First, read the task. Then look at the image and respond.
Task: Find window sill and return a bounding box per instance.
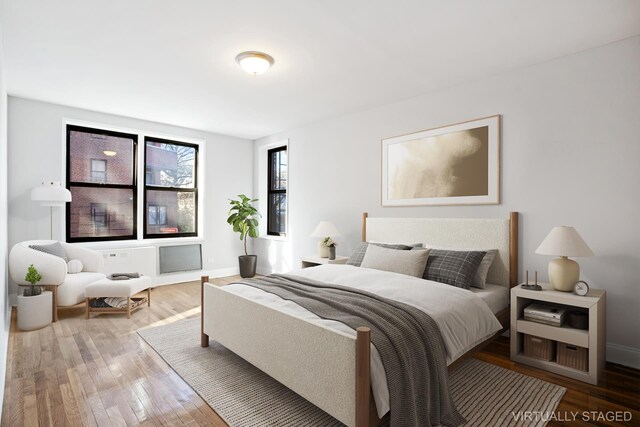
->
[72,236,204,250]
[258,235,289,242]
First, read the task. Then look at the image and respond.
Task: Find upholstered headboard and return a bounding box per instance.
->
[362,212,519,288]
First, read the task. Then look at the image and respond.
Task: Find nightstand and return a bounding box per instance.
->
[510,282,605,385]
[301,255,349,268]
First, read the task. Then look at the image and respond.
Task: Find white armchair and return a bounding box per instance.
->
[9,240,106,321]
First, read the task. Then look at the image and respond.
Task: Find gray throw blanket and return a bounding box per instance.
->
[239,274,465,427]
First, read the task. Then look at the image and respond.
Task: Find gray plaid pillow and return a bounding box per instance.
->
[347,242,422,267]
[423,249,486,289]
[29,242,69,262]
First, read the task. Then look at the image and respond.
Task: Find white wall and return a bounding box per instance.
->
[0,18,10,416]
[254,37,640,367]
[7,97,254,296]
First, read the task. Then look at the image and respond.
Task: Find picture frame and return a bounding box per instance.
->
[381,115,500,206]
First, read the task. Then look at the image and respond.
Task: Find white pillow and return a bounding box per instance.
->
[361,245,431,278]
[67,259,83,274]
[472,250,498,289]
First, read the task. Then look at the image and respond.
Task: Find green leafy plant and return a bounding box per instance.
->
[23,264,42,297]
[227,194,260,256]
[323,237,337,248]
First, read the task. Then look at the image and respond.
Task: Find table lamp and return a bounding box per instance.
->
[31,181,72,239]
[535,226,593,291]
[310,221,341,258]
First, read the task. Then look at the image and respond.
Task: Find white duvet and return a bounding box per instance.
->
[224,264,502,418]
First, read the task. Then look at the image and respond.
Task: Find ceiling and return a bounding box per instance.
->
[2,1,639,140]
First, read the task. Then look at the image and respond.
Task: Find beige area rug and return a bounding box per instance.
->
[138,319,565,427]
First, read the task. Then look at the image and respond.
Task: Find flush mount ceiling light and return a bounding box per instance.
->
[235,51,274,75]
[103,150,117,156]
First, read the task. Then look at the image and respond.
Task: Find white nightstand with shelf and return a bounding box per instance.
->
[301,255,348,268]
[510,282,605,385]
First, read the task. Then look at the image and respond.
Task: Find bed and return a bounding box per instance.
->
[200,212,519,427]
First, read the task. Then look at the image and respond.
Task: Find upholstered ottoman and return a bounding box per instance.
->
[85,276,152,319]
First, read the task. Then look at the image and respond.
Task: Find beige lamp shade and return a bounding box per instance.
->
[310,221,341,238]
[535,226,594,257]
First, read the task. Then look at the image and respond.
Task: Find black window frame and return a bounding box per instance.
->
[66,125,138,243]
[267,145,287,236]
[148,204,168,226]
[143,136,199,239]
[90,159,107,183]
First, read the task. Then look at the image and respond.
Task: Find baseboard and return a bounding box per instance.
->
[0,305,10,420]
[607,343,640,369]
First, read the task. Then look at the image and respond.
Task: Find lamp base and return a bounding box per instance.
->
[317,241,329,258]
[549,256,579,292]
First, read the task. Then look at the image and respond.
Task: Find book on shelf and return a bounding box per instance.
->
[523,314,563,327]
[524,303,566,326]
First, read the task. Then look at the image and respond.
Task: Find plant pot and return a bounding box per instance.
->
[239,255,257,278]
[23,285,42,297]
[17,291,52,331]
[329,246,336,260]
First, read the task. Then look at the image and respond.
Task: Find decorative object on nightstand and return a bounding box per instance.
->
[310,221,341,258]
[520,270,542,291]
[30,181,72,239]
[324,238,338,260]
[535,226,594,291]
[511,282,605,384]
[567,311,589,330]
[301,255,348,268]
[573,280,589,296]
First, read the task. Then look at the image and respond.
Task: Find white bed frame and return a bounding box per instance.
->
[201,212,519,427]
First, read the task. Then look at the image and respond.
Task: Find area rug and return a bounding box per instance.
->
[139,319,565,427]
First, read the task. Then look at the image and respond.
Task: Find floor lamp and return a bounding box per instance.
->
[30,181,72,240]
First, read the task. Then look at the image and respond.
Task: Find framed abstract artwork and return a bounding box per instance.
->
[381,115,500,206]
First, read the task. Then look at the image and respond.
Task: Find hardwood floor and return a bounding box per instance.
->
[3,277,639,426]
[2,278,235,427]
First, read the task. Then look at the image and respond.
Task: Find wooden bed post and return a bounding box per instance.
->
[509,212,519,288]
[356,327,371,427]
[362,212,368,242]
[201,276,210,347]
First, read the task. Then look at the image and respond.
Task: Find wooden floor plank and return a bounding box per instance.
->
[2,277,638,426]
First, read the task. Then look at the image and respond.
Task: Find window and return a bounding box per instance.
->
[267,146,287,236]
[144,137,198,238]
[90,159,107,183]
[148,205,167,226]
[91,203,108,228]
[66,125,137,242]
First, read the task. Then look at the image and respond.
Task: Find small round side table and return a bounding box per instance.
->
[17,291,53,331]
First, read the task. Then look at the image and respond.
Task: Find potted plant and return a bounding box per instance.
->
[23,264,43,296]
[324,237,338,260]
[227,194,260,278]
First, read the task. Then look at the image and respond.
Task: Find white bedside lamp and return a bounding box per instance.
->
[310,221,341,258]
[31,181,72,239]
[535,226,593,292]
